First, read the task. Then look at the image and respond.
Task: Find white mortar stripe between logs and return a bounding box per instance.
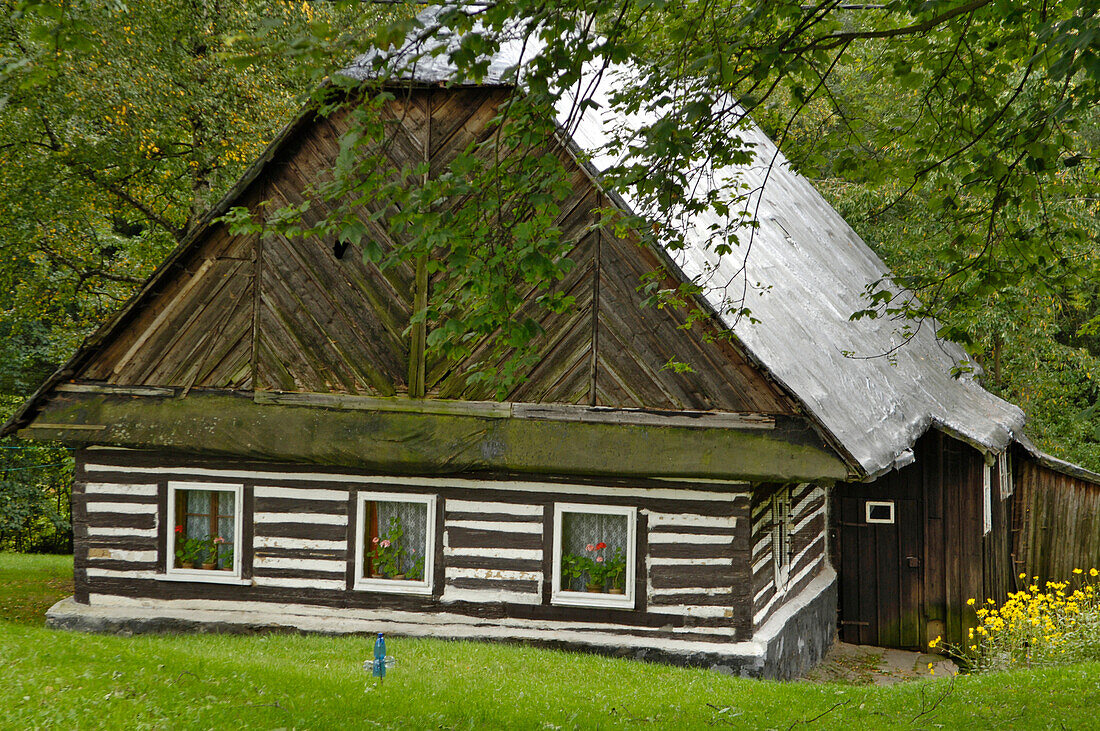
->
[644,512,737,529]
[791,505,826,535]
[253,512,347,526]
[754,583,774,604]
[88,526,158,538]
[444,520,543,533]
[84,483,158,496]
[253,536,346,550]
[251,576,346,590]
[84,502,157,514]
[649,586,732,596]
[646,604,733,618]
[443,547,542,560]
[445,500,542,516]
[87,549,158,563]
[647,532,734,544]
[253,557,346,572]
[439,587,541,605]
[253,486,349,501]
[648,557,731,566]
[444,567,542,582]
[87,568,157,579]
[793,489,821,516]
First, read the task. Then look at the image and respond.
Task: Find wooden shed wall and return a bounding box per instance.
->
[75,88,796,416]
[836,430,1014,648]
[74,447,768,644]
[1014,458,1100,583]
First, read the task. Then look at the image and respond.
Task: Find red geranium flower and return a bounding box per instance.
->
[174,525,183,534]
[595,542,607,550]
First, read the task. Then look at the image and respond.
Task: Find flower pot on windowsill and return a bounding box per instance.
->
[392,574,406,581]
[608,587,625,595]
[201,562,216,570]
[586,582,605,593]
[370,572,383,579]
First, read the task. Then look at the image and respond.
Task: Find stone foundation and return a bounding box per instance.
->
[47,568,836,680]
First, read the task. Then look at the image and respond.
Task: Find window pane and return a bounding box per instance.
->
[368,501,429,579]
[176,489,236,570]
[560,512,627,592]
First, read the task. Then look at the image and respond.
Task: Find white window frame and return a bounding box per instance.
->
[163,481,246,585]
[772,489,792,587]
[551,503,636,610]
[983,462,993,535]
[865,500,896,524]
[353,491,436,596]
[998,452,1013,499]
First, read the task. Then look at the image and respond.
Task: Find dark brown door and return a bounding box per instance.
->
[838,494,924,648]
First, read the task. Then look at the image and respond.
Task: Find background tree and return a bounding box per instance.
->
[0,0,387,550]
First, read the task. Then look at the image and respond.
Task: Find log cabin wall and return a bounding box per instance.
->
[1014,457,1100,584]
[74,447,766,646]
[750,483,828,631]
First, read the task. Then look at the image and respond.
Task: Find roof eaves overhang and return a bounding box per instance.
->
[19,384,850,483]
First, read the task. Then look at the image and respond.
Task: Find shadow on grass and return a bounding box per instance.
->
[0,552,73,625]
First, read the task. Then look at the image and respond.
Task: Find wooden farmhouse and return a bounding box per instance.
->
[6,15,1094,679]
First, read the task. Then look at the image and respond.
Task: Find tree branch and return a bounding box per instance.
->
[791,0,996,52]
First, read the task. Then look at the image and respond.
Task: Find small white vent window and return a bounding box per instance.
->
[865,501,895,524]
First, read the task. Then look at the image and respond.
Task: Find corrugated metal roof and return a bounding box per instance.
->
[345,8,1025,477]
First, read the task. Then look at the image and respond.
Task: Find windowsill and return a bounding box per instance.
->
[157,570,252,586]
[352,578,432,596]
[551,590,635,610]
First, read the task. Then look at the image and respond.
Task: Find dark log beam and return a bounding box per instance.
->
[21,387,847,482]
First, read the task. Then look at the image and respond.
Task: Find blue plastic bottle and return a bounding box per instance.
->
[373,632,386,677]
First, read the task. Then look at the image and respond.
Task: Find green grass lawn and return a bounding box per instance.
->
[0,551,73,625]
[1,552,1097,729]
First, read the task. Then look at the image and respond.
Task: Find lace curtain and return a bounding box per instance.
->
[181,489,235,567]
[374,500,428,576]
[560,512,627,591]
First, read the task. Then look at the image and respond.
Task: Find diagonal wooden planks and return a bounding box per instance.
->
[72,85,798,417]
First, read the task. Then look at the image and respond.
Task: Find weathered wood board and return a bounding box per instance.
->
[72,87,798,416]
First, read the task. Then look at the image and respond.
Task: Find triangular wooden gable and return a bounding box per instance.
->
[77,87,797,414]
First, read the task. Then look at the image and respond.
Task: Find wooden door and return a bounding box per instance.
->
[838,494,924,648]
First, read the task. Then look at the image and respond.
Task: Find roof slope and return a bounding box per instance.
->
[345,8,1024,477]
